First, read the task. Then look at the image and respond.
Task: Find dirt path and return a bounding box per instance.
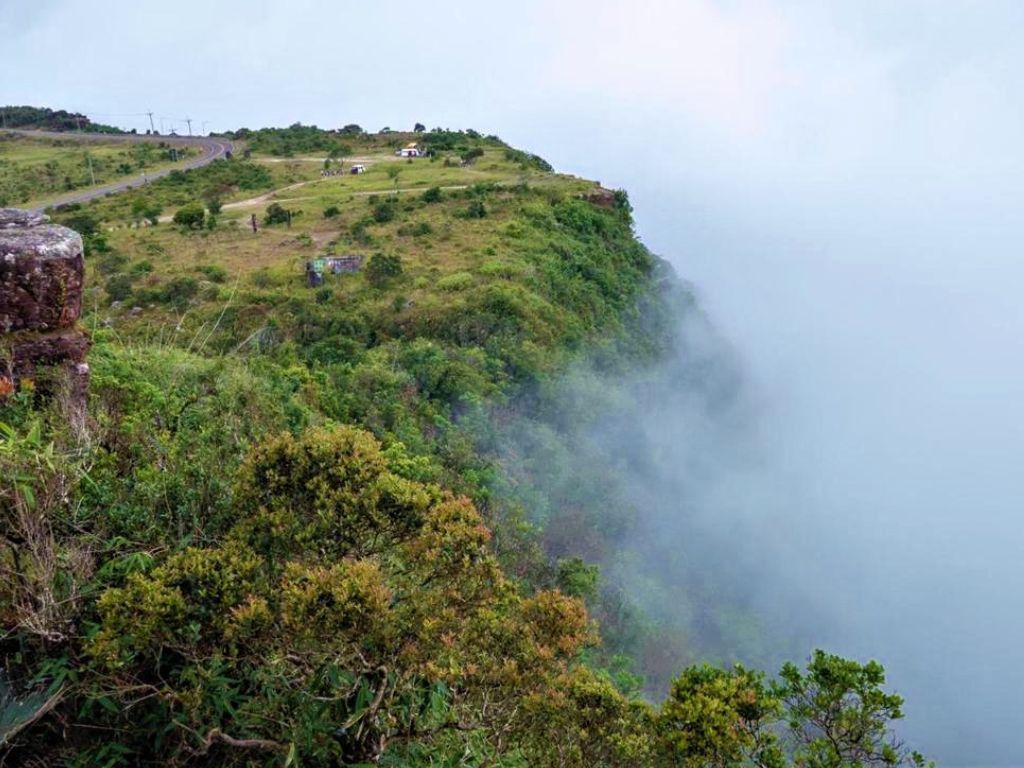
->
[207,182,476,218]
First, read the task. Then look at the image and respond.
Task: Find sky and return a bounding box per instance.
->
[6,0,1024,762]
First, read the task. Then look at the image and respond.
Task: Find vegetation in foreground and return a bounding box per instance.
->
[0,119,932,765]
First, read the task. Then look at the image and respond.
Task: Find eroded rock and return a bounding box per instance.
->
[0,209,90,408]
[582,186,619,210]
[0,208,85,334]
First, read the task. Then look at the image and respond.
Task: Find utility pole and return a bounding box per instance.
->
[146,111,155,134]
[86,152,96,186]
[185,117,193,136]
[201,121,209,135]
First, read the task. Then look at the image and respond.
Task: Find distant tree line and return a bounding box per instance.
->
[0,105,122,133]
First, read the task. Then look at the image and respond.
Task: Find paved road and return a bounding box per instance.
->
[2,129,234,212]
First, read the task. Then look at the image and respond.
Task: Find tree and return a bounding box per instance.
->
[659,664,783,768]
[777,651,934,768]
[385,164,402,195]
[556,557,599,601]
[656,653,933,768]
[414,122,426,132]
[172,201,205,229]
[340,123,363,135]
[518,667,655,768]
[422,186,443,204]
[366,253,403,287]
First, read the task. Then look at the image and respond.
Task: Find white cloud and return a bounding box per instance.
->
[540,0,791,138]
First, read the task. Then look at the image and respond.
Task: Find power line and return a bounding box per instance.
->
[82,111,151,117]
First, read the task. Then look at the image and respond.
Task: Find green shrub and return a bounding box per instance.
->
[422,186,443,203]
[95,251,127,275]
[264,202,291,226]
[480,260,527,280]
[372,202,396,223]
[556,557,599,601]
[129,260,154,276]
[504,148,553,172]
[252,269,273,288]
[436,272,474,292]
[105,274,134,302]
[138,276,199,309]
[172,201,206,229]
[397,221,432,237]
[323,205,341,218]
[366,253,403,288]
[553,199,608,237]
[57,210,99,236]
[350,218,371,245]
[131,197,162,224]
[462,200,487,219]
[162,276,199,307]
[197,264,228,283]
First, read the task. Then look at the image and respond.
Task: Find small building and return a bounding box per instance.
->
[306,256,363,286]
[396,142,423,158]
[305,260,324,287]
[350,164,366,174]
[325,255,364,274]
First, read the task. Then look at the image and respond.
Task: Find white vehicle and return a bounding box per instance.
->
[350,164,366,174]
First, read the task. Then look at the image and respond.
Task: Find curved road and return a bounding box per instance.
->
[1,129,234,212]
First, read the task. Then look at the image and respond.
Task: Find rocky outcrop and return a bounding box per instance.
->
[0,209,89,407]
[582,186,618,209]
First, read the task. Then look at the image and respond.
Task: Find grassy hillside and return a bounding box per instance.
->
[0,132,197,208]
[0,124,930,766]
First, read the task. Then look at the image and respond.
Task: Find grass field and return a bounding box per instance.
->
[42,130,603,357]
[0,132,197,208]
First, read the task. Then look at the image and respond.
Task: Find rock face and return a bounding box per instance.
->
[0,209,89,407]
[582,186,618,209]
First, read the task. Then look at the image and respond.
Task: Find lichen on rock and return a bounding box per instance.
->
[0,208,89,408]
